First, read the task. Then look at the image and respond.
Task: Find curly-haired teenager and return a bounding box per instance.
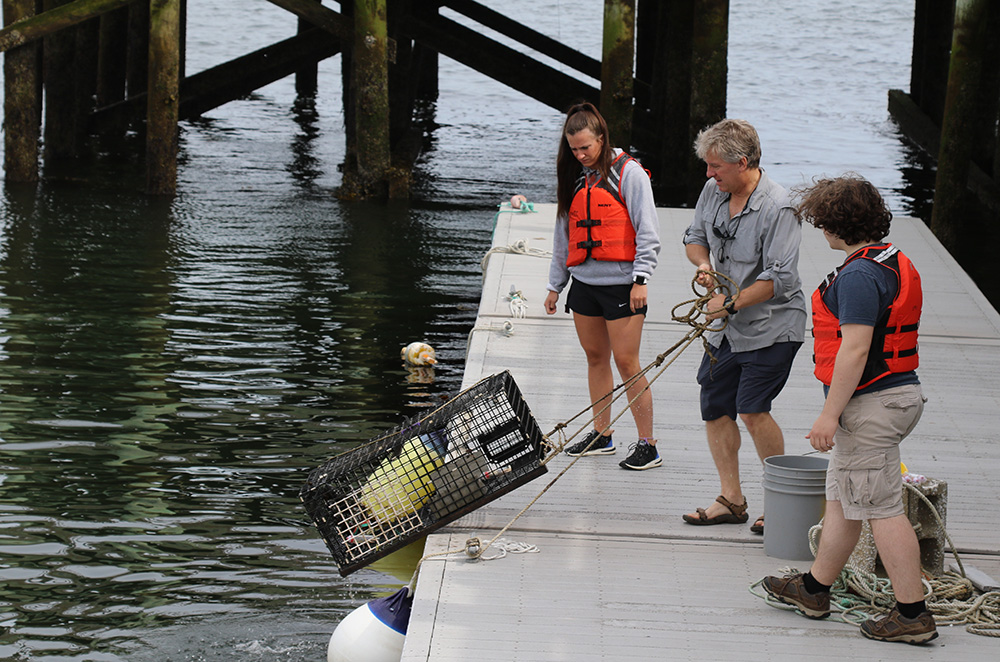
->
[763,174,937,644]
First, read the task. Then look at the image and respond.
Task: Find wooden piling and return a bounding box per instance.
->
[600,0,634,149]
[42,0,83,160]
[76,15,100,129]
[146,0,180,195]
[0,0,746,202]
[910,0,955,126]
[971,3,999,179]
[639,0,728,205]
[3,0,41,182]
[342,0,390,199]
[295,0,321,95]
[930,0,989,252]
[96,6,128,108]
[688,0,728,203]
[126,0,148,100]
[646,0,694,204]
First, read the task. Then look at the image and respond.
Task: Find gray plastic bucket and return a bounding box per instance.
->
[763,454,830,561]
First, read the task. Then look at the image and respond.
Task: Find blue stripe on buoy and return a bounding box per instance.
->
[367,587,413,635]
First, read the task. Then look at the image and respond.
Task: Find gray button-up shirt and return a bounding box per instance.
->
[683,171,807,352]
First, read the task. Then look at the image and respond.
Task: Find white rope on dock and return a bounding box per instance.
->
[750,482,1000,637]
[480,238,552,283]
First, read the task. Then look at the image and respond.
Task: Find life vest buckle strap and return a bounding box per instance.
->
[882,322,919,335]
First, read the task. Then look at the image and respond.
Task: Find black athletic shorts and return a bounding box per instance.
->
[565,278,647,320]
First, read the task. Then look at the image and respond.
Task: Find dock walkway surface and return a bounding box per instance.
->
[402,203,1000,661]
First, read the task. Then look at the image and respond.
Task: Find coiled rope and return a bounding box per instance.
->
[752,481,1000,637]
[480,238,551,284]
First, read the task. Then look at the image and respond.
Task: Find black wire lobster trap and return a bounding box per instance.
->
[300,371,548,576]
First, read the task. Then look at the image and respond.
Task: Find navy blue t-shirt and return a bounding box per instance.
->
[821,251,919,395]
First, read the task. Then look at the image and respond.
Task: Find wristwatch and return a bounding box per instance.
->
[724,294,738,315]
[633,276,647,286]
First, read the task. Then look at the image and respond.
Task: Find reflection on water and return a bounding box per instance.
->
[0,0,940,659]
[0,164,480,659]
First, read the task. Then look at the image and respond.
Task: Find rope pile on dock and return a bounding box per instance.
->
[755,481,1000,637]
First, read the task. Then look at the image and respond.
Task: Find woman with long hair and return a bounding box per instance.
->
[542,102,662,471]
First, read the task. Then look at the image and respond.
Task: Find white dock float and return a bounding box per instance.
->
[403,204,1000,661]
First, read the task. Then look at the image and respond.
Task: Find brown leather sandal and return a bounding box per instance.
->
[682,495,749,525]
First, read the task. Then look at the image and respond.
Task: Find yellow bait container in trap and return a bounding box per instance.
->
[300,371,547,576]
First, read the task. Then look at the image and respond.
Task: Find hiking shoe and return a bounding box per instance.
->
[565,430,615,456]
[860,606,938,644]
[761,573,831,619]
[619,439,661,470]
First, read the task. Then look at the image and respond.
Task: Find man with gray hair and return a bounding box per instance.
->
[681,119,807,533]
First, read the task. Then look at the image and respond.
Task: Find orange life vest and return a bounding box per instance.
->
[812,243,921,389]
[566,153,639,266]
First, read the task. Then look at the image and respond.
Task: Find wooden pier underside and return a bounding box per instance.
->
[403,203,1000,660]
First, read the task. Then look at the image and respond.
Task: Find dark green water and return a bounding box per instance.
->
[0,161,501,660]
[0,1,935,659]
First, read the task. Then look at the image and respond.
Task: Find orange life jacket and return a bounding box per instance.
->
[566,153,639,266]
[812,243,921,389]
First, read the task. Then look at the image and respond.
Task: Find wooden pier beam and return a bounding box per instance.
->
[90,27,342,131]
[342,0,390,199]
[146,0,180,195]
[3,0,41,182]
[601,0,634,149]
[930,0,989,252]
[0,0,135,52]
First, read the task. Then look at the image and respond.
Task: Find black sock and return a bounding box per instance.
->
[803,571,832,594]
[896,600,927,619]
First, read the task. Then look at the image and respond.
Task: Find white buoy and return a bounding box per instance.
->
[328,587,413,662]
[401,341,436,366]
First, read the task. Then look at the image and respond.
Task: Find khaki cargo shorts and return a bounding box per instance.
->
[826,384,925,520]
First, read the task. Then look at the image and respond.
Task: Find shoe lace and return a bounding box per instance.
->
[571,430,601,450]
[626,440,651,458]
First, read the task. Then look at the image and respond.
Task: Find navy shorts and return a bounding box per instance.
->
[697,337,801,421]
[566,279,646,320]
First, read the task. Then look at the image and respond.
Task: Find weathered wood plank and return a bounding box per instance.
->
[0,0,133,52]
[402,11,597,112]
[441,0,600,79]
[265,0,351,42]
[89,27,342,130]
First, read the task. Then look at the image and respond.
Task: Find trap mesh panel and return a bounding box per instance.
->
[300,371,547,576]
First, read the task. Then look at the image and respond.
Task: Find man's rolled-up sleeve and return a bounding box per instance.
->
[756,205,803,298]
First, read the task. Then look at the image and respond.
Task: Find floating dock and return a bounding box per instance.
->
[403,203,1000,660]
